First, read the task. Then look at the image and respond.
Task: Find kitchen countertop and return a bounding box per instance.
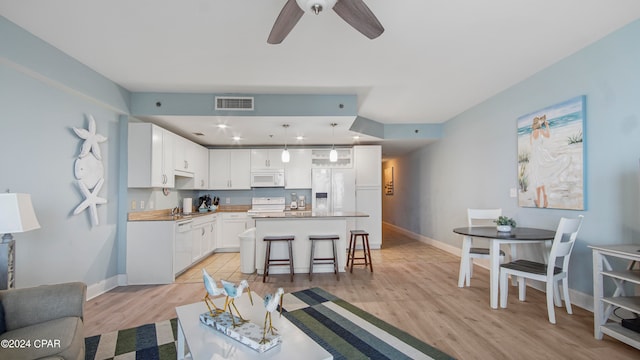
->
[127,205,251,222]
[252,211,368,219]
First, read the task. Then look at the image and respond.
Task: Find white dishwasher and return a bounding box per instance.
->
[174,219,193,275]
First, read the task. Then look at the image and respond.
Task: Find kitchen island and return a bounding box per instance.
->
[252,211,368,276]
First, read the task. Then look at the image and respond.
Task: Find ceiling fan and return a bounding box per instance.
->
[268,0,384,44]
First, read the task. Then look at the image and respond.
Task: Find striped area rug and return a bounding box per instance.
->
[84,318,177,360]
[282,287,454,360]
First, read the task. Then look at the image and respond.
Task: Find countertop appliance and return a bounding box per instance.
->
[248,197,286,215]
[311,168,355,212]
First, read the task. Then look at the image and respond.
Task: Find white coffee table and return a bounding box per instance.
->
[176,292,332,360]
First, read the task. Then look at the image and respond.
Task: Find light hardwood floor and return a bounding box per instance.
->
[84,225,639,359]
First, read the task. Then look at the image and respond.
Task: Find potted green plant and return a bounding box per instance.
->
[494,216,517,232]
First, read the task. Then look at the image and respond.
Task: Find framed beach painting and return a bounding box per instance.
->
[517,96,586,210]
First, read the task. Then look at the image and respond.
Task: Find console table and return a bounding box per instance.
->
[591,244,640,350]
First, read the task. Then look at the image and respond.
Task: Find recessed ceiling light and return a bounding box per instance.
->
[353,135,360,140]
[217,124,228,129]
[296,136,304,140]
[232,136,241,141]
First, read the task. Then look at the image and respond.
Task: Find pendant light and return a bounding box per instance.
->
[281,124,290,163]
[329,122,338,162]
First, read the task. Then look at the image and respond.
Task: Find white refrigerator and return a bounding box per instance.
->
[311,168,356,213]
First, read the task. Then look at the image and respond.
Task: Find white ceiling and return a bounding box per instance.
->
[2,0,640,155]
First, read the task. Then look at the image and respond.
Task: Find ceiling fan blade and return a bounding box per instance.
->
[333,0,384,39]
[268,0,305,44]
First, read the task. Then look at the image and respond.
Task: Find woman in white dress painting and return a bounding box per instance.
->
[529,115,552,208]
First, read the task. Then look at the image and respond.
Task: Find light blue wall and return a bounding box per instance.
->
[1,16,130,288]
[385,20,640,296]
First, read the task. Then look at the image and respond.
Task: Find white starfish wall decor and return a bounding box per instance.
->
[73,115,107,159]
[72,115,108,226]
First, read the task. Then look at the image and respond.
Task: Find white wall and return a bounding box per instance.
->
[384,19,640,296]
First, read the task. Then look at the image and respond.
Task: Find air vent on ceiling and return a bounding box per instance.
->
[215,96,254,111]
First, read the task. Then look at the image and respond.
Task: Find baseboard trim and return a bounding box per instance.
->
[382,222,594,312]
[86,274,127,301]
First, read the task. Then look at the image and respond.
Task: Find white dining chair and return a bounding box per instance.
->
[458,208,504,287]
[499,215,584,324]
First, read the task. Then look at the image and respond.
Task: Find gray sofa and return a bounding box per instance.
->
[0,282,86,360]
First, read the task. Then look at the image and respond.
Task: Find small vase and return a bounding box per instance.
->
[497,225,512,232]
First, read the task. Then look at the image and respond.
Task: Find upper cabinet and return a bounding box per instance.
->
[251,149,285,171]
[192,144,209,189]
[353,145,381,187]
[209,149,251,190]
[173,135,194,176]
[284,149,312,189]
[311,148,352,168]
[128,123,174,188]
[175,142,209,190]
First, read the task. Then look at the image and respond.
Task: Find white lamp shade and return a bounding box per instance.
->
[0,193,41,234]
[281,148,290,163]
[329,148,338,162]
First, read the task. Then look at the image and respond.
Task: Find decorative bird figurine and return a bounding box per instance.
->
[261,288,284,344]
[202,269,225,316]
[221,279,254,327]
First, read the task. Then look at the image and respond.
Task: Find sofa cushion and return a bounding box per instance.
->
[0,316,83,360]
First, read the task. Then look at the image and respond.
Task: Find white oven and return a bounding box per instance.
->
[250,170,285,187]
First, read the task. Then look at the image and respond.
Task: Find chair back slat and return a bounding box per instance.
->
[467,208,502,227]
[547,215,584,277]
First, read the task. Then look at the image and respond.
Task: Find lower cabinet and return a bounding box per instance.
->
[191,214,216,262]
[127,214,217,285]
[127,221,179,285]
[219,212,250,250]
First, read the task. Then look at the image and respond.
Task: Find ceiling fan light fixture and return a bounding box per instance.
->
[296,0,337,14]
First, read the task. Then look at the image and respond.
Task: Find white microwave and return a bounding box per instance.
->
[251,170,285,187]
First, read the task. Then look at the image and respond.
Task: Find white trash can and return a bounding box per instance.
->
[239,227,256,274]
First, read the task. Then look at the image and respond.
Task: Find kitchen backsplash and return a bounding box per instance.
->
[127,187,311,212]
[196,188,311,207]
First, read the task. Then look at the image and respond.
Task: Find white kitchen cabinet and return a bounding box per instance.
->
[311,148,352,168]
[285,149,312,189]
[209,149,251,190]
[128,123,174,188]
[251,149,285,170]
[193,144,209,189]
[354,145,381,187]
[206,216,218,253]
[177,143,209,190]
[219,212,249,250]
[173,135,194,176]
[192,214,215,262]
[355,187,382,249]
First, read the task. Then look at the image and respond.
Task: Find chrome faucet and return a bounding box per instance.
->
[171,207,180,216]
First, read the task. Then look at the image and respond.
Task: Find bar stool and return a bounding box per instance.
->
[263,235,295,283]
[346,230,373,273]
[308,234,340,281]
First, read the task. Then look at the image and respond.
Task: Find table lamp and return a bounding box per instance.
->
[0,193,41,289]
